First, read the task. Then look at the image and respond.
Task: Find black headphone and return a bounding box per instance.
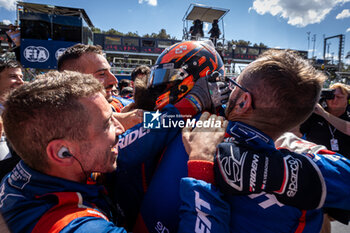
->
[58,147,72,158]
[239,102,245,108]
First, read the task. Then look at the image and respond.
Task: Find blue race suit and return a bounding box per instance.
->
[0,161,126,233]
[0,161,210,232]
[132,120,327,233]
[203,121,350,233]
[109,103,197,230]
[110,96,134,112]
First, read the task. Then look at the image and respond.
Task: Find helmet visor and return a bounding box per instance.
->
[148,63,188,88]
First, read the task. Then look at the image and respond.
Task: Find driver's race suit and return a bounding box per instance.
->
[179,121,350,233]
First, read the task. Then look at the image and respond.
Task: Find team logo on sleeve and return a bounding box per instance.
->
[216,144,247,191]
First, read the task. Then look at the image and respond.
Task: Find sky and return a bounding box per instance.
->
[0,0,350,64]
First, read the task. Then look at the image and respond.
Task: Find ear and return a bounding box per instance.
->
[234,92,253,114]
[46,139,74,166]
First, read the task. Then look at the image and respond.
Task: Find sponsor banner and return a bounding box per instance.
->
[21,39,77,69]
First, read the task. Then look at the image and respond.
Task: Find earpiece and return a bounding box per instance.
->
[239,102,245,108]
[57,146,87,180]
[58,147,72,158]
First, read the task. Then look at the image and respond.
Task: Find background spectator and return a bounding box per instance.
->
[120,86,133,98]
[208,19,221,46]
[130,65,150,83]
[5,24,21,61]
[0,60,23,114]
[301,82,350,157]
[118,79,133,93]
[0,60,23,178]
[189,19,203,40]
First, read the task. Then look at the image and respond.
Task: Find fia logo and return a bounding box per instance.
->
[23,46,49,62]
[175,45,187,54]
[55,48,67,60]
[143,110,161,129]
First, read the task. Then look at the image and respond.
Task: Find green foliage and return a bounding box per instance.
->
[125,32,140,37]
[229,39,268,48]
[93,27,175,39]
[143,29,172,39]
[91,27,101,33]
[105,28,124,36]
[157,29,171,39]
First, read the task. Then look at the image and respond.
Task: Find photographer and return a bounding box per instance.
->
[300,83,350,157]
[314,103,350,136]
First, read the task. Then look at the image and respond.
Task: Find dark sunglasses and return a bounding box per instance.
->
[226,77,255,109]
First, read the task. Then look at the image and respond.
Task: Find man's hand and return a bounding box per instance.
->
[121,102,135,113]
[314,103,327,117]
[113,108,143,130]
[189,76,230,111]
[182,112,228,161]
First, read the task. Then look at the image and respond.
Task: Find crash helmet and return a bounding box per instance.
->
[148,40,225,109]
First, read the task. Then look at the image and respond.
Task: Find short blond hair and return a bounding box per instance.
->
[330,83,350,97]
[3,71,104,171]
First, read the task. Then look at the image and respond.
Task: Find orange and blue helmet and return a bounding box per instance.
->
[148,40,225,110]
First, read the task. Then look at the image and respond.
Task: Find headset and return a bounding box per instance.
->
[57,146,88,181]
[58,146,72,158]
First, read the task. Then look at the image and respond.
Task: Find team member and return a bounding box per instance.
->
[0,60,23,178]
[118,43,327,233]
[57,44,141,129]
[0,70,225,233]
[0,60,23,114]
[112,40,231,230]
[181,50,350,232]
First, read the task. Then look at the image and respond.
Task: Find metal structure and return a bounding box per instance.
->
[323,34,345,71]
[182,4,229,45]
[16,2,94,69]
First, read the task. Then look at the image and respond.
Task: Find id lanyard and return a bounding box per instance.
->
[328,123,339,151]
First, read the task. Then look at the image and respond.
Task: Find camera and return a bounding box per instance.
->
[320,89,335,100]
[319,88,335,108]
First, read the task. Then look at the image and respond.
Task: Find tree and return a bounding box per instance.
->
[143,29,173,39]
[157,29,171,39]
[230,40,251,47]
[125,32,140,37]
[258,42,268,48]
[91,27,102,33]
[229,40,268,48]
[253,42,268,48]
[105,28,124,36]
